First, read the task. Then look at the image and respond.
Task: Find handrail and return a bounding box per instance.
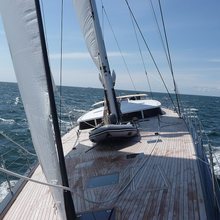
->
[0,132,36,156]
[0,134,37,205]
[181,107,220,213]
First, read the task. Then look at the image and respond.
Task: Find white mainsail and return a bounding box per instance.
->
[73,0,119,122]
[0,0,65,219]
[72,0,105,69]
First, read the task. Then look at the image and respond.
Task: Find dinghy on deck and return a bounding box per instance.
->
[89,123,138,143]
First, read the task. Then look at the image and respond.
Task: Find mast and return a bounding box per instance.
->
[90,0,120,123]
[73,0,121,124]
[34,0,76,219]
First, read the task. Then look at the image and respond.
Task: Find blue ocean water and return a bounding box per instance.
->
[0,81,220,201]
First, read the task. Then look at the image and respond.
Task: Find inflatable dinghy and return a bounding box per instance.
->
[89,124,138,143]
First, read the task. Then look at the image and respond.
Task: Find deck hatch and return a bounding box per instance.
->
[87,173,119,188]
[77,208,115,220]
[147,139,162,144]
[126,153,139,159]
[126,153,144,159]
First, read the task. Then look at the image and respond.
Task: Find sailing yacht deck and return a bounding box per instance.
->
[3,109,208,219]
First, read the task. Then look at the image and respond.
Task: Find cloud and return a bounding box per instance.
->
[208,58,220,63]
[194,86,220,93]
[108,52,132,57]
[49,51,132,60]
[50,52,90,60]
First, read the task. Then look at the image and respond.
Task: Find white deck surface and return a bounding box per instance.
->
[77,99,161,122]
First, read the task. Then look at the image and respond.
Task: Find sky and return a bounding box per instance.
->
[0,0,220,97]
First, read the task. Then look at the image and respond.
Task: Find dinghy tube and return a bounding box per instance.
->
[89,124,138,143]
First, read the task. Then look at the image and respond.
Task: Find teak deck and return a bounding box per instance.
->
[3,109,207,219]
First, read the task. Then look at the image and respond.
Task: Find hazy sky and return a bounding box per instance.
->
[0,0,220,97]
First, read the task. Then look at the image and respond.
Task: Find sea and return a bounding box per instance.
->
[0,81,220,203]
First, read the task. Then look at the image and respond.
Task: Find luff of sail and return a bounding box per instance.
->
[0,0,66,219]
[73,0,120,123]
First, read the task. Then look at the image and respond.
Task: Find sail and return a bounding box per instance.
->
[73,0,120,123]
[0,0,66,219]
[73,0,107,70]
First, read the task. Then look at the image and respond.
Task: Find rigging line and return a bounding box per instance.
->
[0,164,142,204]
[101,0,105,39]
[129,9,153,99]
[158,0,181,115]
[41,0,67,123]
[59,0,64,128]
[0,167,71,191]
[149,0,170,68]
[101,4,137,91]
[0,132,36,156]
[124,0,177,111]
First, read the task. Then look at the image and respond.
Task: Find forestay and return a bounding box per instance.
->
[0,1,65,219]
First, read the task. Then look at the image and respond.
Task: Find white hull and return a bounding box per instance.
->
[78,98,162,129]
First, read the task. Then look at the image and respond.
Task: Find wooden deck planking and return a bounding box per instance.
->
[145,139,174,219]
[147,145,169,218]
[3,108,208,219]
[69,109,208,219]
[3,166,58,220]
[160,139,176,220]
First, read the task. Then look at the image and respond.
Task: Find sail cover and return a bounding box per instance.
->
[0,0,65,219]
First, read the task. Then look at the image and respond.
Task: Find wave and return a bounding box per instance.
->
[0,118,15,124]
[72,109,87,113]
[206,129,220,137]
[59,119,72,125]
[0,180,18,203]
[14,96,20,105]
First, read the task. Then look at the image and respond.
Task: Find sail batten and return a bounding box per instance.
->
[0,0,66,219]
